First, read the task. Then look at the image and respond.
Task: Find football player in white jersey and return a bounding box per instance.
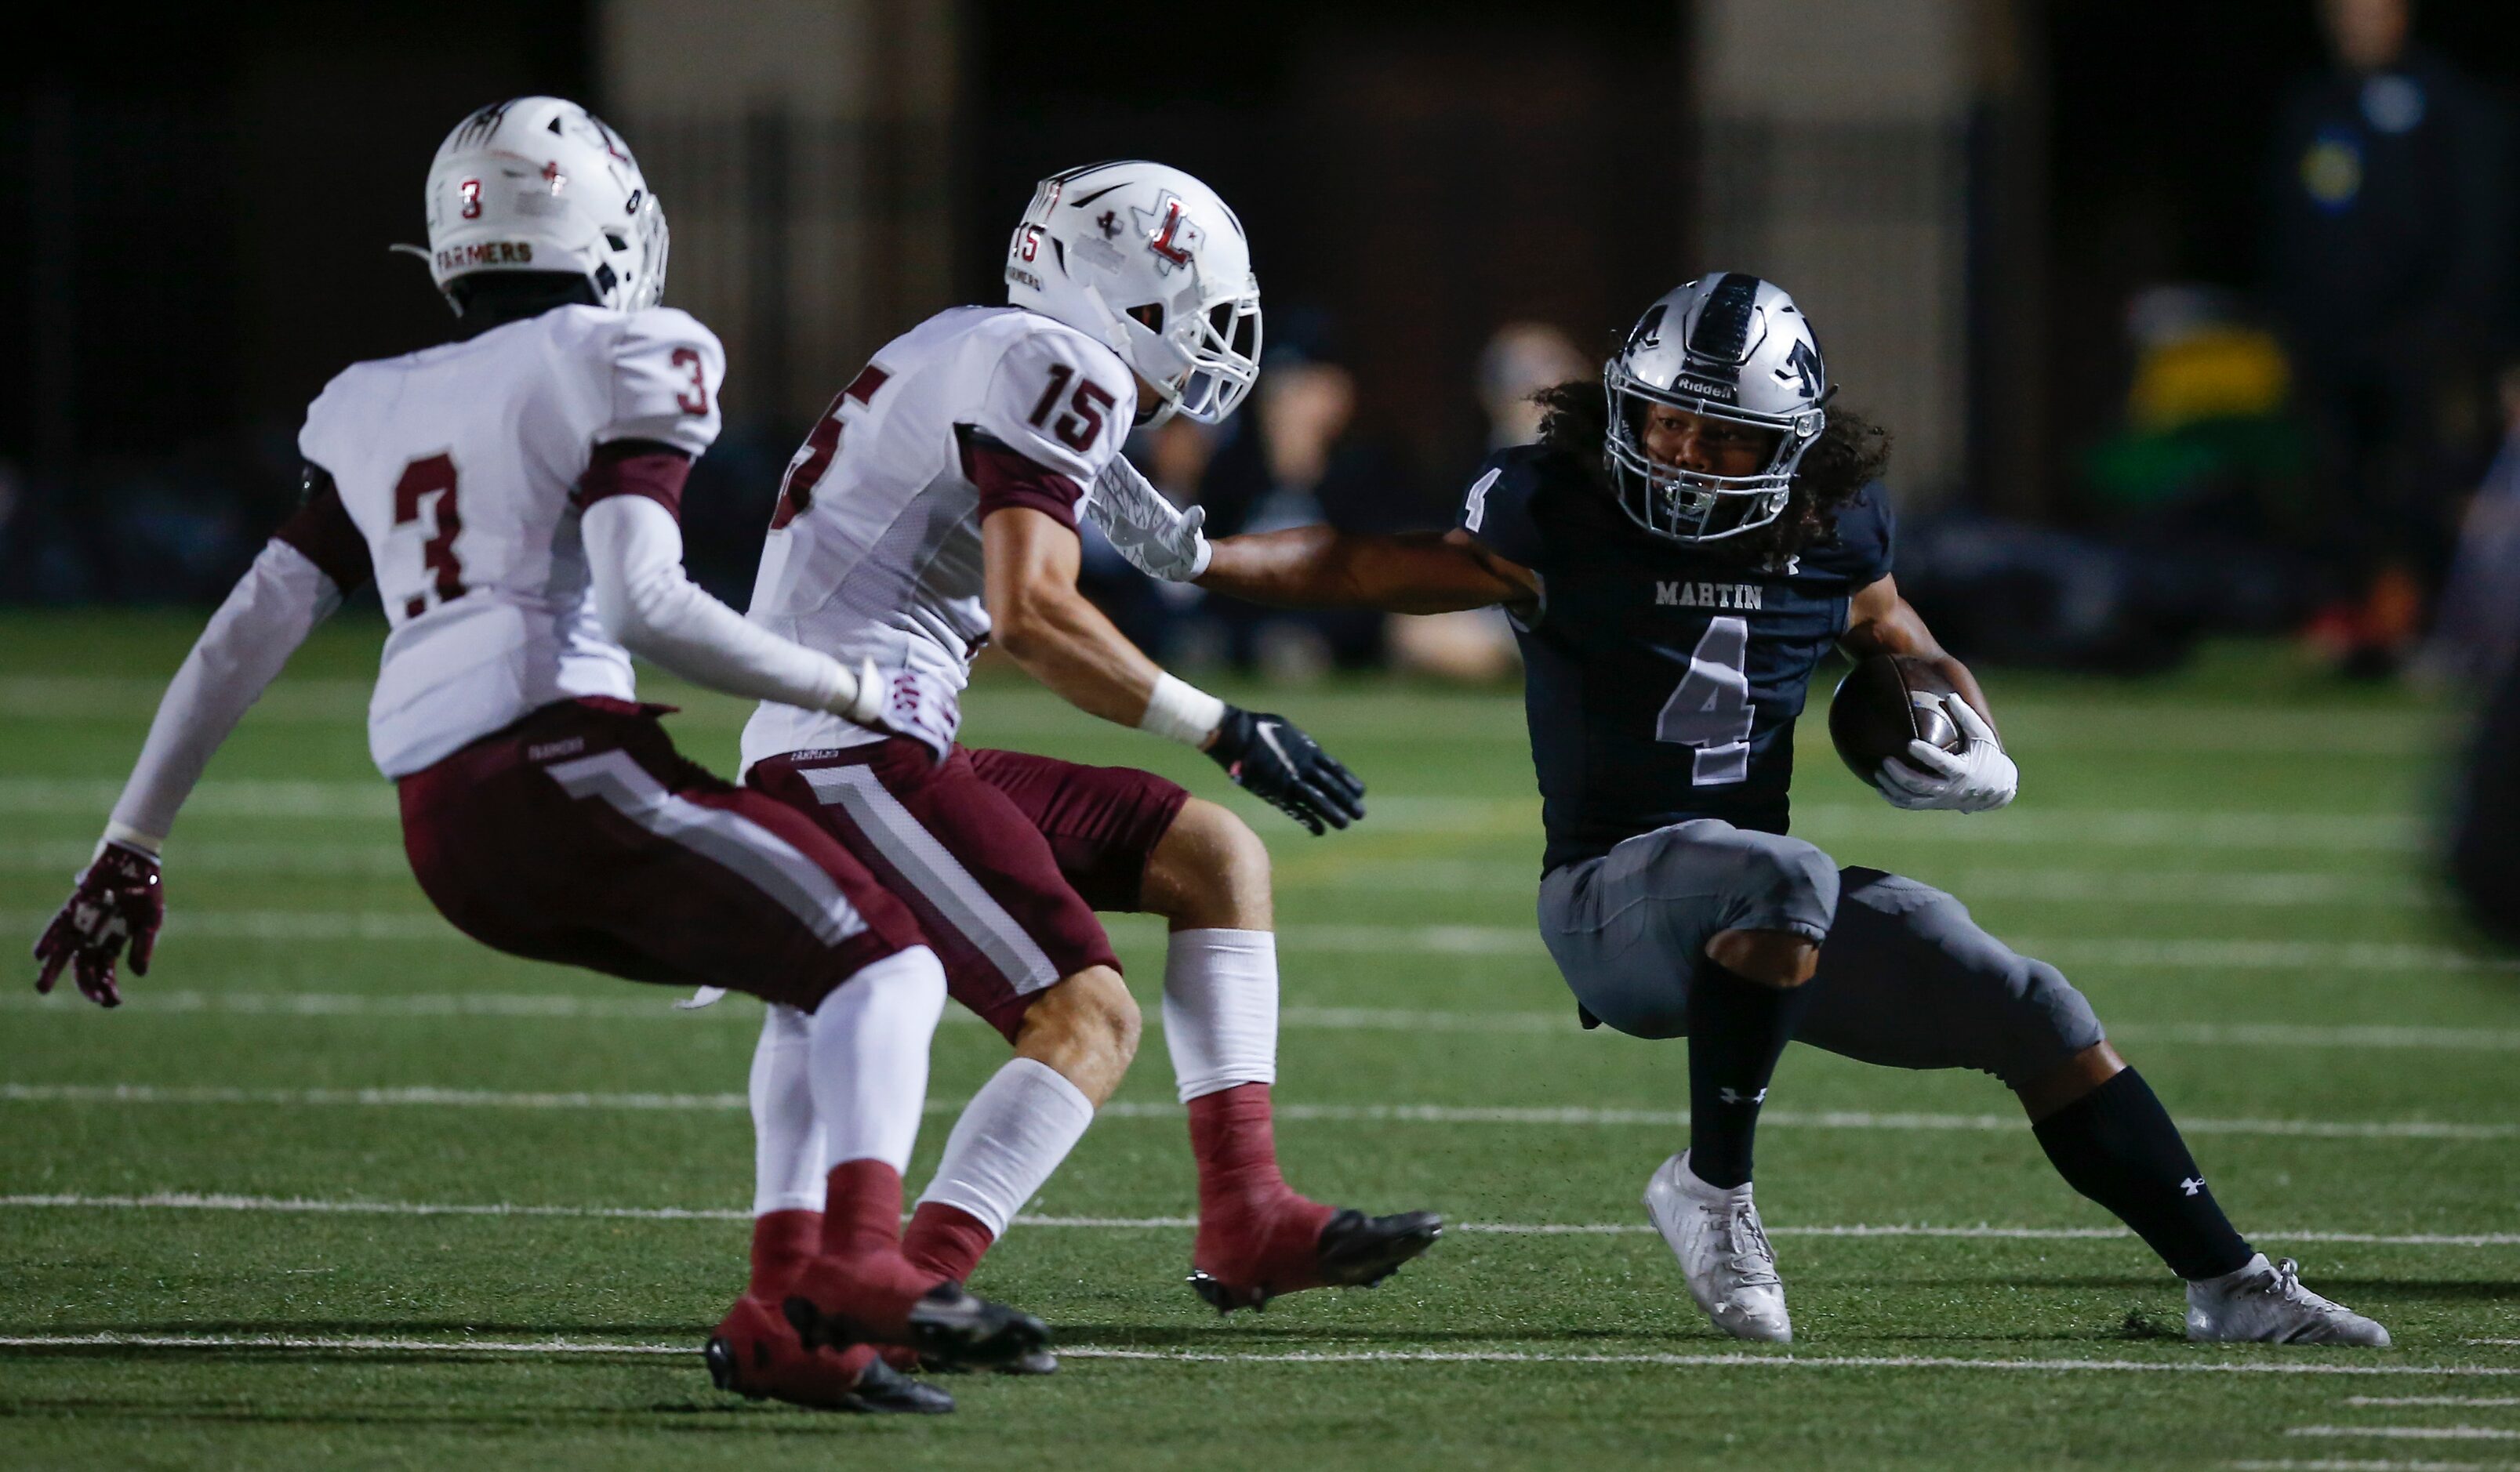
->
[724,161,1438,1371]
[31,97,1050,1413]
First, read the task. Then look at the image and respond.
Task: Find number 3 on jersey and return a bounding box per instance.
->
[1657,616,1752,785]
[393,452,464,618]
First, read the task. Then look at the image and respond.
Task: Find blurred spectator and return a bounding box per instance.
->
[2266,0,2515,676]
[2417,365,2520,686]
[1475,322,1590,451]
[1389,321,1583,683]
[1192,316,1416,679]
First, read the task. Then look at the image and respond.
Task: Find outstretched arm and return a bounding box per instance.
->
[35,471,369,1006]
[1841,574,2016,812]
[1200,527,1540,616]
[982,504,1366,833]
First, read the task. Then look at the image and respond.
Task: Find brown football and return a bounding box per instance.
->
[1828,654,1963,781]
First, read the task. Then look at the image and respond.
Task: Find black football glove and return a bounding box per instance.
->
[1207,707,1367,836]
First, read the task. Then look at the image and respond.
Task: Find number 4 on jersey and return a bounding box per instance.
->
[1657,615,1752,785]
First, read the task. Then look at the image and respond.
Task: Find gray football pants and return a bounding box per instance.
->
[1536,819,2104,1090]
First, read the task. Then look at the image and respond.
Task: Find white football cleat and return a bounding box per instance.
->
[1643,1151,1792,1343]
[2185,1253,2391,1347]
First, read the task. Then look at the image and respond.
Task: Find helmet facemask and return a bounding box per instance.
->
[1603,360,1823,542]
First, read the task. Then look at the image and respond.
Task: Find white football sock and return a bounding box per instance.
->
[914,1057,1096,1238]
[748,1002,827,1215]
[1161,927,1280,1103]
[807,945,948,1173]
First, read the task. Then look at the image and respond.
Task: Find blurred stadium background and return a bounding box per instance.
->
[9,5,2520,1462]
[13,0,2520,924]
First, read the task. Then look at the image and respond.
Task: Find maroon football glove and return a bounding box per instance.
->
[32,842,163,1008]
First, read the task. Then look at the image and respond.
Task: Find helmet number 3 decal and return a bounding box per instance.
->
[1026,363,1117,453]
[459,178,482,220]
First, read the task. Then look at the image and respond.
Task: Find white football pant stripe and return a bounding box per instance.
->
[800,763,1061,994]
[543,751,866,946]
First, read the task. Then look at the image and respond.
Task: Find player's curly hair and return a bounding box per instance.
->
[1532,379,1893,564]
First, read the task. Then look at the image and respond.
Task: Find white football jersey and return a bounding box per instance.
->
[739,306,1135,767]
[298,304,726,776]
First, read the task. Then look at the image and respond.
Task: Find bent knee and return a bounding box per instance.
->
[1705,927,1820,988]
[1022,967,1143,1056]
[1987,956,2105,1089]
[1144,798,1272,930]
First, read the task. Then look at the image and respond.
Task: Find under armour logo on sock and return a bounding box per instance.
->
[1718,1086,1768,1108]
[2179,1177,2205,1197]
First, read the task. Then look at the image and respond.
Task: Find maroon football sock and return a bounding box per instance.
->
[900,1201,997,1284]
[746,1208,822,1300]
[790,1160,938,1342]
[1189,1083,1332,1281]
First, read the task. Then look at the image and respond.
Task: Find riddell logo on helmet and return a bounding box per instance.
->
[437,241,536,272]
[1674,373,1738,404]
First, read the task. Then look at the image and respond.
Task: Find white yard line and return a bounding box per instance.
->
[3,1191,2511,1247]
[8,908,2506,974]
[2234,1461,2506,1472]
[2347,1398,2520,1408]
[4,1082,2513,1142]
[10,988,2518,1053]
[2293,1428,2520,1442]
[0,1331,2508,1377]
[0,778,2426,849]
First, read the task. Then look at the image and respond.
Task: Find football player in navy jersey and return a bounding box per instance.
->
[1095,274,2388,1348]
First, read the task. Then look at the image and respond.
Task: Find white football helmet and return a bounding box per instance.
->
[1604,274,1830,543]
[420,96,668,316]
[1005,161,1261,427]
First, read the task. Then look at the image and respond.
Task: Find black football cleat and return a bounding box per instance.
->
[917,1347,1060,1376]
[789,1281,1051,1371]
[1189,1209,1445,1313]
[703,1297,955,1414]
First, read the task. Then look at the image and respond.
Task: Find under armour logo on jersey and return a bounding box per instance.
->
[1097,209,1120,238]
[1718,1086,1767,1107]
[1137,195,1204,273]
[540,159,567,194]
[2179,1177,2206,1197]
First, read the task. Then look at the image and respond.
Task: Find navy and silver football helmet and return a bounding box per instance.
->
[1603,273,1830,543]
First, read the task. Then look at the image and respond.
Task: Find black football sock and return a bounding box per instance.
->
[1685,962,1820,1191]
[2031,1068,2253,1280]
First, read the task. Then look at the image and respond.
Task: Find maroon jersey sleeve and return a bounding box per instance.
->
[274,465,374,592]
[577,439,694,519]
[960,426,1084,530]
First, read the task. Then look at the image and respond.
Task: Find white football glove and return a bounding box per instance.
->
[1875,696,2018,813]
[1089,455,1210,582]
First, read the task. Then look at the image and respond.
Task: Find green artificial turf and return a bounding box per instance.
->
[3,611,2516,1470]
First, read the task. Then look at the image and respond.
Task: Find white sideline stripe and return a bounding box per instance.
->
[0,778,399,819]
[24,906,2507,974]
[5,1192,2512,1246]
[545,752,866,946]
[0,778,2424,849]
[11,989,2520,1054]
[6,1082,2514,1141]
[2348,1398,2520,1408]
[2235,1462,2507,1472]
[801,764,1059,993]
[0,1332,2509,1379]
[2293,1428,2520,1442]
[2473,1341,2520,1348]
[0,1332,686,1356]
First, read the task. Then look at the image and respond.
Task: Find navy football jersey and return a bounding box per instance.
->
[1454,444,1894,872]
